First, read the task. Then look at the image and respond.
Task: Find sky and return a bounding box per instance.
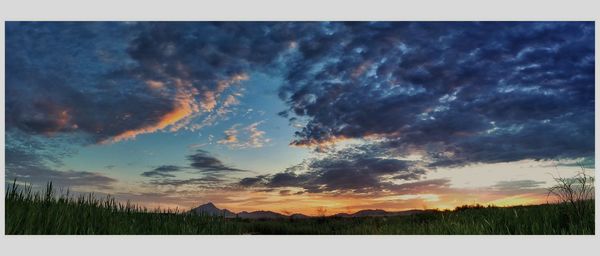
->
[4,22,595,215]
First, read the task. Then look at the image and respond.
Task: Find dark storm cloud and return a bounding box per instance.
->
[123,22,294,85]
[186,149,247,173]
[141,165,183,178]
[277,22,594,168]
[239,175,268,187]
[141,149,246,178]
[141,150,245,187]
[5,22,295,189]
[556,156,595,169]
[7,22,593,155]
[6,22,174,143]
[239,148,421,193]
[5,22,298,144]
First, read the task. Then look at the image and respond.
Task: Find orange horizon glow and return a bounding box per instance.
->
[105,188,557,216]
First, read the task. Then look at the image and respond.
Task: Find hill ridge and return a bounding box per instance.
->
[191,202,426,219]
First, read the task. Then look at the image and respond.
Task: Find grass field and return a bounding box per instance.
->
[5,182,595,235]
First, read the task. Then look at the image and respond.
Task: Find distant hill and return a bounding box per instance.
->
[290,213,310,219]
[190,202,426,219]
[190,202,235,218]
[237,210,287,219]
[333,209,427,218]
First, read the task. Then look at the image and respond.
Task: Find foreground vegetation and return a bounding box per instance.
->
[5,181,594,235]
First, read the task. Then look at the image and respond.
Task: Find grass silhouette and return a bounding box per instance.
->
[5,180,594,235]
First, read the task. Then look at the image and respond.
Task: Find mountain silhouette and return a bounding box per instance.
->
[191,202,235,217]
[190,202,427,219]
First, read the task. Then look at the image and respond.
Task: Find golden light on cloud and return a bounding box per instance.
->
[290,135,350,148]
[217,73,249,92]
[203,73,249,111]
[108,95,198,143]
[104,73,250,143]
[146,80,165,90]
[41,106,78,136]
[106,79,200,143]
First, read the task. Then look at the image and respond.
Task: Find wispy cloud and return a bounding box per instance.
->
[141,165,183,178]
[218,122,271,149]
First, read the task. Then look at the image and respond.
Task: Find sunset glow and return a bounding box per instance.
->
[5,21,594,216]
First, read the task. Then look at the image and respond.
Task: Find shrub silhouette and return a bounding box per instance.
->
[547,163,594,221]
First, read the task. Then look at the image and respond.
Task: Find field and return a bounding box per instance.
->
[5,182,595,235]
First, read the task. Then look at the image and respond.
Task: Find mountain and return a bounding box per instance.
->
[191,202,235,217]
[349,209,390,217]
[290,213,310,219]
[190,203,287,219]
[190,202,427,219]
[331,212,351,217]
[332,209,427,218]
[237,210,287,219]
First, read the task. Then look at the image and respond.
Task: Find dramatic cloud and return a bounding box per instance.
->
[6,22,175,143]
[276,22,594,170]
[239,147,423,193]
[5,22,293,144]
[239,175,268,187]
[6,22,594,201]
[9,22,590,162]
[187,149,246,173]
[141,165,183,178]
[141,149,246,189]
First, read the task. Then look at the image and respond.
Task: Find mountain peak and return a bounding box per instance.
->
[191,202,235,217]
[200,202,216,208]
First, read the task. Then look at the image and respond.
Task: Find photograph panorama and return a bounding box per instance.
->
[4,21,595,234]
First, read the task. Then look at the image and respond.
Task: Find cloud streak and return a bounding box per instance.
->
[218,122,271,149]
[141,165,183,178]
[187,149,247,173]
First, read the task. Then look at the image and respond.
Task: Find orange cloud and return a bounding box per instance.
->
[39,104,79,136]
[246,122,270,148]
[104,74,249,143]
[290,135,350,149]
[217,122,270,149]
[217,125,240,145]
[146,80,165,90]
[106,79,199,143]
[202,74,249,112]
[108,95,198,143]
[217,73,249,92]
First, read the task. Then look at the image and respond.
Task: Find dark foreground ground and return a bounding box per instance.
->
[5,183,595,235]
